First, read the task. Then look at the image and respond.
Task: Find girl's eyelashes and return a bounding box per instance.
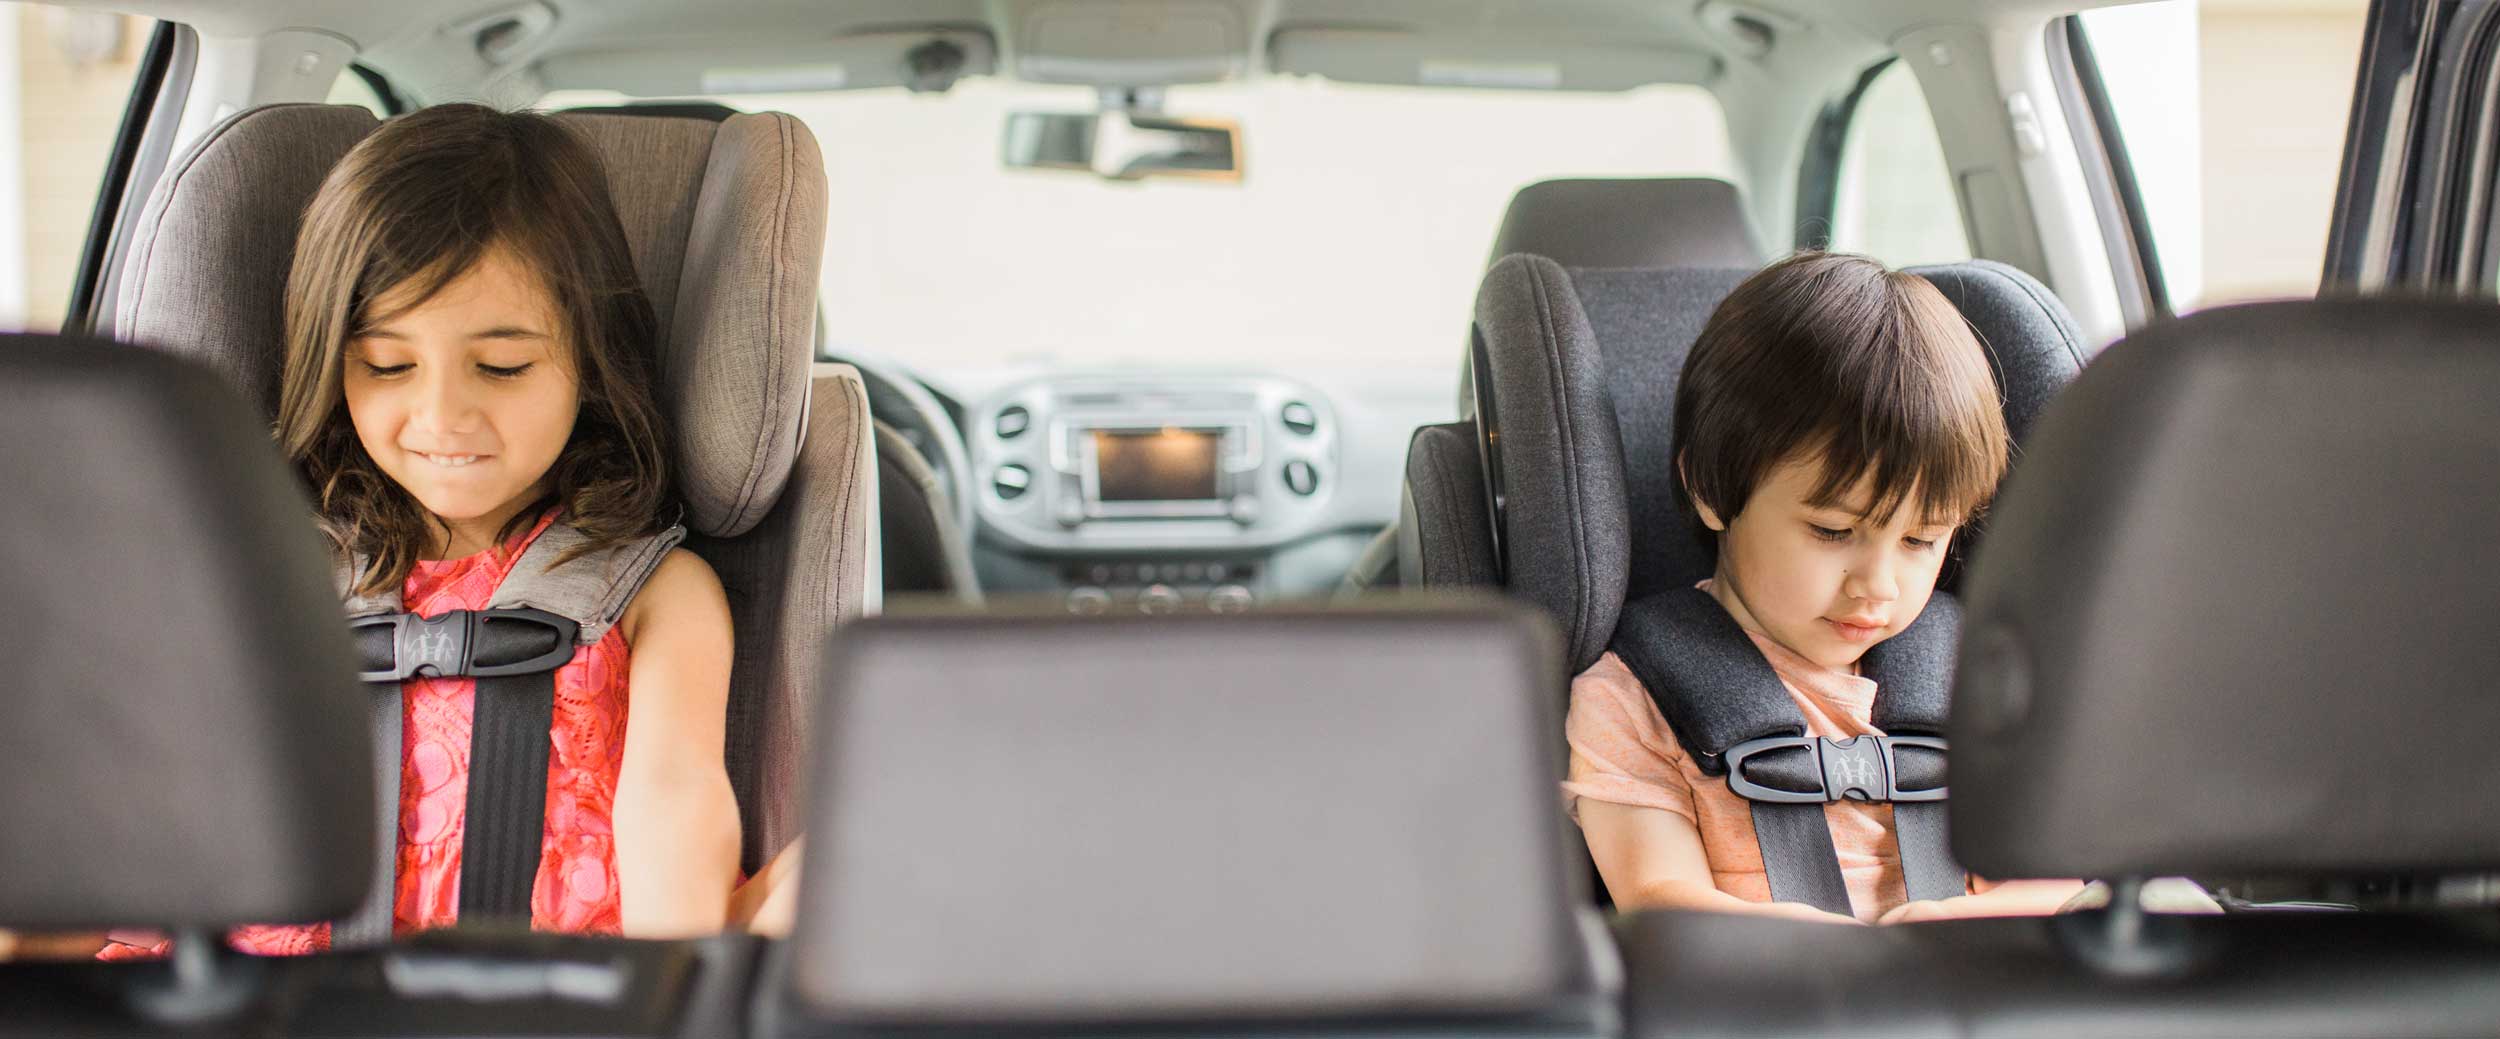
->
[479,362,535,379]
[359,361,414,378]
[1807,523,1852,542]
[1904,536,1939,551]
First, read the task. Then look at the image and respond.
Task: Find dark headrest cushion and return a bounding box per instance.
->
[116,103,826,539]
[1953,299,2500,879]
[786,607,1585,1026]
[1489,178,1763,269]
[0,334,369,928]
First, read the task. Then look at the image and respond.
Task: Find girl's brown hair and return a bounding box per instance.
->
[277,103,673,596]
[1673,251,2009,529]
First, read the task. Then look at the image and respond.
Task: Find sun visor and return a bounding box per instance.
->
[1269,29,1720,91]
[1015,0,1248,86]
[540,29,998,95]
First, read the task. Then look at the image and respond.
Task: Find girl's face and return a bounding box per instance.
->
[1693,453,1958,671]
[343,245,580,550]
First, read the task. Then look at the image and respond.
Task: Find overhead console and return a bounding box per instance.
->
[969,374,1350,610]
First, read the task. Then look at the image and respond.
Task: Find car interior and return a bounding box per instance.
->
[7,0,2500,1035]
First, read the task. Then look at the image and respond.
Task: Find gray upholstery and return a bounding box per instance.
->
[114,104,826,540]
[0,335,369,928]
[1954,299,2500,880]
[874,418,980,603]
[116,104,864,874]
[1460,257,2083,669]
[1397,421,1499,588]
[784,607,1593,1027]
[689,372,877,871]
[1488,178,1763,269]
[1618,909,2500,1039]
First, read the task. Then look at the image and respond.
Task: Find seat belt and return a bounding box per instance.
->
[332,520,684,942]
[1610,586,1964,917]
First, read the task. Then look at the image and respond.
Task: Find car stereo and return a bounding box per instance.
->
[1079,425,1237,518]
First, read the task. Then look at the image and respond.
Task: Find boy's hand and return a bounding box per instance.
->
[1876,899,1955,925]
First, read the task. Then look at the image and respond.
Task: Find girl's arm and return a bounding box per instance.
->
[1579,799,1862,925]
[614,549,742,938]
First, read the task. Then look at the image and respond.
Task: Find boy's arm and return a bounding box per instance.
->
[1579,799,1862,925]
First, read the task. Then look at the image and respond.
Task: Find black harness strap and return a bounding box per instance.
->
[1610,585,1965,916]
[349,607,578,926]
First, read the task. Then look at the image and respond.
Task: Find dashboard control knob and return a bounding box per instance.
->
[993,463,1032,500]
[1138,584,1183,615]
[1280,401,1318,435]
[1066,587,1111,615]
[1283,460,1320,496]
[1228,496,1261,525]
[996,405,1031,439]
[1207,584,1254,614]
[1055,497,1085,527]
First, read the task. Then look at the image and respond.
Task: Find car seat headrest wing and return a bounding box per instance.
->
[1953,298,2500,880]
[0,334,370,929]
[116,103,827,539]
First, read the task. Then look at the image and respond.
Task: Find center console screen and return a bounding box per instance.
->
[1091,428,1221,502]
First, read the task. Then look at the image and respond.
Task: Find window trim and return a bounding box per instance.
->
[1793,58,1892,251]
[64,20,178,336]
[2048,15,2172,326]
[348,62,409,116]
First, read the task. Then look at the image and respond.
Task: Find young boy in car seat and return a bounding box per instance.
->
[1565,252,2083,925]
[98,104,744,957]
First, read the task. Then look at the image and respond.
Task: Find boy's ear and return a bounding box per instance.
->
[1677,453,1728,533]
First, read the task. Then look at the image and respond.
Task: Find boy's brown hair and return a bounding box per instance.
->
[275,103,674,596]
[1673,251,2008,529]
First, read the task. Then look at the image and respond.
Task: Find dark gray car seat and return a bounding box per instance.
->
[112,103,876,874]
[1350,178,1767,596]
[1619,298,2500,1038]
[765,606,1608,1039]
[1441,254,2086,670]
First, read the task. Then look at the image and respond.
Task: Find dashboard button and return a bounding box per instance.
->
[1280,401,1318,435]
[1283,460,1320,496]
[1066,587,1111,615]
[992,463,1032,500]
[1138,584,1183,615]
[1228,496,1261,524]
[996,405,1031,439]
[1207,585,1254,614]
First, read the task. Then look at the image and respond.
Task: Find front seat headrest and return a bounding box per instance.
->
[1954,298,2500,881]
[1473,255,2085,670]
[781,607,1592,1028]
[1488,178,1763,270]
[115,103,827,539]
[0,334,369,929]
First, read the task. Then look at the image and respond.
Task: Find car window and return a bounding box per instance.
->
[0,3,158,332]
[2077,0,2368,309]
[327,64,393,118]
[541,79,1733,381]
[1827,60,1972,268]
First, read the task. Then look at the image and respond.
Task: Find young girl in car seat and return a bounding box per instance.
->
[100,104,742,958]
[1565,252,2082,925]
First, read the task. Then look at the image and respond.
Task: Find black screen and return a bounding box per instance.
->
[1093,429,1221,501]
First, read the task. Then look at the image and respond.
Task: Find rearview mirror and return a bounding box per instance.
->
[1003,110,1241,182]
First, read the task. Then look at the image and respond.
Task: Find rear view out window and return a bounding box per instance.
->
[0,4,158,332]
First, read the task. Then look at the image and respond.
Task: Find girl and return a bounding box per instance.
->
[1564,252,2082,925]
[104,103,741,956]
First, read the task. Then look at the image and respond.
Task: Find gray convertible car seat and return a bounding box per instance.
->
[1620,298,2500,1038]
[1344,178,1766,595]
[113,103,877,875]
[768,606,1606,1039]
[1421,252,2086,667]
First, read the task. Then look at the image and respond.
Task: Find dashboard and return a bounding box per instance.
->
[958,372,1430,613]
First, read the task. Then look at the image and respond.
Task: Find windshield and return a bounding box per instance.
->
[545,79,1731,382]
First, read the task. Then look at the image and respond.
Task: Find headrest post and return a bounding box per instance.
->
[125,929,265,1024]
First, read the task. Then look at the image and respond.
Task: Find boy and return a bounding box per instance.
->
[1565,252,2080,924]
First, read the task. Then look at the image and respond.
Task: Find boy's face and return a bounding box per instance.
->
[1694,455,1958,671]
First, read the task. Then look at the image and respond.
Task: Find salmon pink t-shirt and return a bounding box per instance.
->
[1564,585,1989,922]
